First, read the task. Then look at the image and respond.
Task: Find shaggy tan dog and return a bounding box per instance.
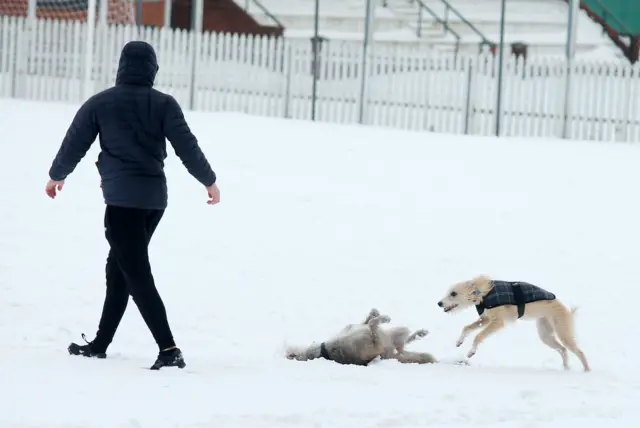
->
[286,308,437,366]
[437,275,590,372]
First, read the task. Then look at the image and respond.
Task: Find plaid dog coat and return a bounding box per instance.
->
[476,281,556,318]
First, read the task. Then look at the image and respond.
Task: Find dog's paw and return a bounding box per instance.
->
[467,348,476,358]
[376,315,391,324]
[456,339,464,347]
[414,329,429,338]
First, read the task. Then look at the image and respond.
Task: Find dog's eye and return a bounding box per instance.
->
[450,291,457,297]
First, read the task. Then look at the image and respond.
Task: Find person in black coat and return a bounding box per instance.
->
[45,40,220,370]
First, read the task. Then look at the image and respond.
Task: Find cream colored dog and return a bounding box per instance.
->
[286,308,437,366]
[437,275,590,372]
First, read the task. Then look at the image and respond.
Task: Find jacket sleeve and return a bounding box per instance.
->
[48,100,99,181]
[162,95,216,187]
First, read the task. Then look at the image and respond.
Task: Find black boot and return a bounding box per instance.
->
[68,333,107,359]
[150,347,186,370]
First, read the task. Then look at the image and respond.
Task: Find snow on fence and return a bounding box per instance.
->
[1,16,639,142]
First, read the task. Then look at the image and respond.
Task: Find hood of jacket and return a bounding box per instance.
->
[115,41,159,87]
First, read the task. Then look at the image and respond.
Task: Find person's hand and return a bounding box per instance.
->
[45,179,65,199]
[206,183,220,205]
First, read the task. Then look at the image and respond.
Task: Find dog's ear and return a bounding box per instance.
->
[471,288,482,304]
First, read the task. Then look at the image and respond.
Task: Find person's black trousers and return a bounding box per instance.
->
[91,205,176,353]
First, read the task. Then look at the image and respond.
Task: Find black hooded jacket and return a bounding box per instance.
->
[48,41,216,210]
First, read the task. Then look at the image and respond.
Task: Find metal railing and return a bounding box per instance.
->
[434,0,491,45]
[384,0,493,53]
[243,0,284,29]
[385,0,461,55]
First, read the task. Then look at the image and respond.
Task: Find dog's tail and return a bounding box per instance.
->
[566,306,580,338]
[395,351,437,364]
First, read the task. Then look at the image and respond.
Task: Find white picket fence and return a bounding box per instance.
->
[1,16,639,142]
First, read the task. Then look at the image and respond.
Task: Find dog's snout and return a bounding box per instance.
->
[437,301,443,307]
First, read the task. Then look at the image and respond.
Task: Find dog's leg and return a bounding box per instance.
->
[467,319,505,358]
[367,314,391,345]
[363,308,380,324]
[391,327,432,365]
[536,317,569,370]
[552,313,590,372]
[384,327,410,357]
[340,308,381,335]
[456,317,485,348]
[389,328,428,355]
[406,329,429,344]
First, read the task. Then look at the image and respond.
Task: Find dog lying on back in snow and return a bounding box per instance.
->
[286,308,437,366]
[437,275,590,372]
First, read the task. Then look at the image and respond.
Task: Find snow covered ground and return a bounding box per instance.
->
[1,98,639,427]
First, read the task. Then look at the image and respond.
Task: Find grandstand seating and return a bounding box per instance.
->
[241,0,624,59]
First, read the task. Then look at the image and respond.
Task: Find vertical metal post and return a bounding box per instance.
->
[97,0,108,92]
[136,0,143,26]
[358,0,374,124]
[23,0,37,100]
[83,0,97,100]
[11,20,22,99]
[311,0,320,121]
[565,0,579,59]
[188,0,204,110]
[164,0,173,28]
[27,0,36,20]
[494,0,506,137]
[463,59,473,135]
[98,0,108,25]
[622,67,634,142]
[562,0,580,139]
[188,32,198,110]
[191,0,204,32]
[284,43,292,118]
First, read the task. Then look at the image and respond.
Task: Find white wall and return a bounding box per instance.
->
[0,16,638,142]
